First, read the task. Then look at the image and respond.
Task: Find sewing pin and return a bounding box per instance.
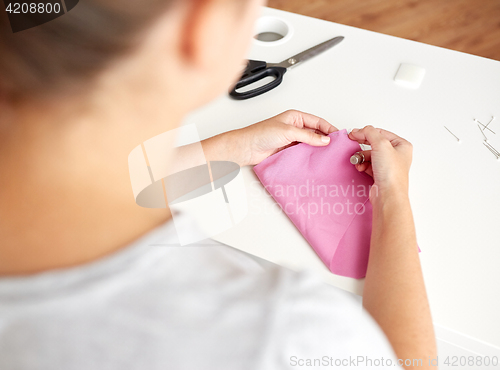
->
[444,126,460,142]
[484,116,496,131]
[486,142,500,156]
[478,124,488,142]
[483,142,500,159]
[475,119,496,134]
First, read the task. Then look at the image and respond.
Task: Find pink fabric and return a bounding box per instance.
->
[253,130,374,279]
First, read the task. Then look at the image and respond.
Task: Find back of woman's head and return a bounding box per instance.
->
[0,0,176,101]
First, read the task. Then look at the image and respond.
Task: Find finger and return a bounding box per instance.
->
[285,110,338,134]
[285,125,331,146]
[349,127,397,141]
[376,128,401,142]
[377,129,413,149]
[348,126,389,149]
[302,113,338,134]
[349,126,409,147]
[376,128,411,149]
[348,128,370,145]
[356,162,369,172]
[356,162,373,178]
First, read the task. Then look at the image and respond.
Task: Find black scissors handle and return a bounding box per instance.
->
[229,60,287,100]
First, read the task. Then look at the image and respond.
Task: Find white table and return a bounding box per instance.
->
[184,6,500,362]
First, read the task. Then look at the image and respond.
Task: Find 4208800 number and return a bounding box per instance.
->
[5,2,62,14]
[444,356,498,367]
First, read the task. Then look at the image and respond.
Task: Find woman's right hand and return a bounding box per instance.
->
[354,127,437,366]
[348,126,413,199]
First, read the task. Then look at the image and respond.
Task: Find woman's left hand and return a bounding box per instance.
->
[222,110,338,166]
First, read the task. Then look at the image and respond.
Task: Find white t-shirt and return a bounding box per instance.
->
[0,219,400,370]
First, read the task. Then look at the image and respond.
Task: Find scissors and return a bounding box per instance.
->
[229,36,344,100]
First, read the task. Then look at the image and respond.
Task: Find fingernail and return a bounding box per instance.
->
[351,128,359,133]
[321,136,330,143]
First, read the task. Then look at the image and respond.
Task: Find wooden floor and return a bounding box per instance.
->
[267,0,500,61]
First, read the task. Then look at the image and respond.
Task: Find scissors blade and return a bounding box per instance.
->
[271,36,344,69]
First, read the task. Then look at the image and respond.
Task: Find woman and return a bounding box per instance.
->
[0,0,436,369]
